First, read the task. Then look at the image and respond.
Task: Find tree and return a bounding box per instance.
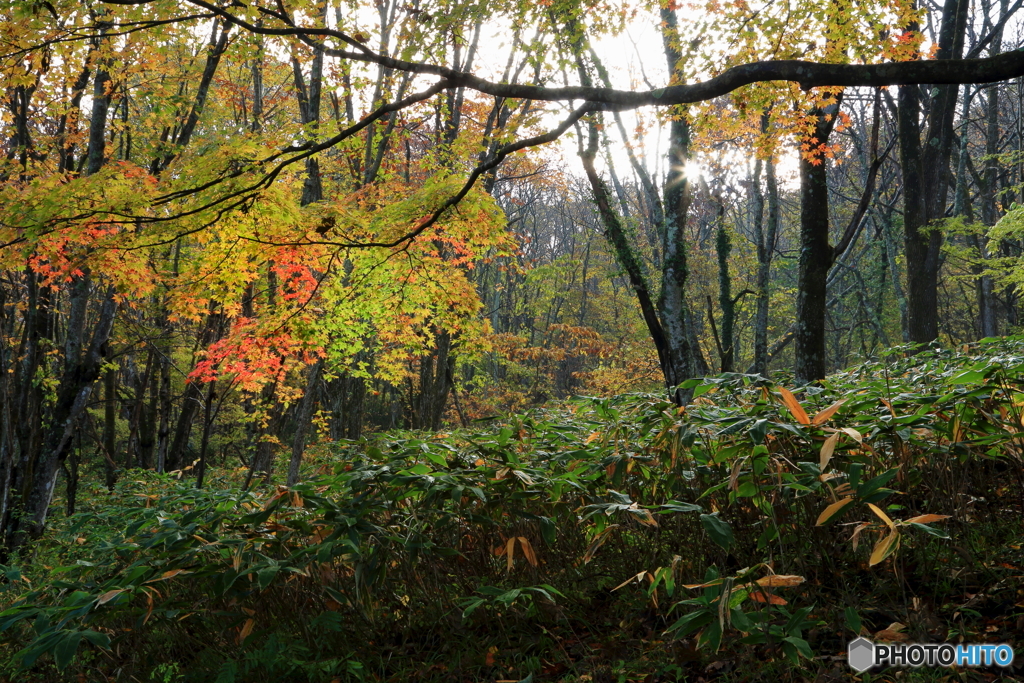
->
[5,0,1024,550]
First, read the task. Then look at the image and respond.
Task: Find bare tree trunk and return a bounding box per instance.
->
[900,0,971,344]
[13,291,117,547]
[103,366,117,490]
[752,143,781,375]
[286,360,323,486]
[795,100,841,382]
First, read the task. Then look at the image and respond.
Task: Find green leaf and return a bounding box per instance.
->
[783,635,814,661]
[700,513,734,550]
[730,607,755,632]
[257,566,279,591]
[53,631,82,671]
[844,607,862,636]
[907,522,950,538]
[666,609,713,636]
[461,597,486,618]
[215,660,238,683]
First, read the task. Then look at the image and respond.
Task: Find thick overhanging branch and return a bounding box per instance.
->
[36,0,1024,252]
[104,0,1024,109]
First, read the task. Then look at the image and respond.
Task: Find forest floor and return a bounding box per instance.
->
[2,340,1024,682]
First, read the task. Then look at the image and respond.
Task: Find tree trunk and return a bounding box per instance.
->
[286,360,323,486]
[167,309,223,472]
[900,0,971,344]
[794,100,840,383]
[752,146,781,375]
[103,366,117,490]
[13,291,117,547]
[714,200,735,372]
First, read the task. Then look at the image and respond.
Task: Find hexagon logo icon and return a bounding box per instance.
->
[848,637,875,672]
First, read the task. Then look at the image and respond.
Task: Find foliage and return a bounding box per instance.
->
[2,338,1022,680]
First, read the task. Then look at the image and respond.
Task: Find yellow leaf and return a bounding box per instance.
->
[682,578,726,589]
[612,571,647,591]
[815,497,854,526]
[585,431,602,444]
[755,575,805,588]
[778,387,810,425]
[812,399,846,425]
[903,514,950,525]
[869,530,900,566]
[867,503,896,530]
[518,537,538,567]
[819,432,840,471]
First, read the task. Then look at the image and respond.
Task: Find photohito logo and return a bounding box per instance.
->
[847,638,1015,672]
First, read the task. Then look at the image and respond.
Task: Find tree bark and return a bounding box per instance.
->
[286,360,323,486]
[795,99,841,383]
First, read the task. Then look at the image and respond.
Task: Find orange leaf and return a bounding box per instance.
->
[755,575,805,588]
[778,387,810,425]
[237,618,255,645]
[749,591,788,605]
[505,537,516,572]
[518,537,538,567]
[145,569,190,583]
[874,628,909,642]
[880,398,897,418]
[812,399,846,425]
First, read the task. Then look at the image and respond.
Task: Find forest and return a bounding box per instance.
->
[1,0,1023,680]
